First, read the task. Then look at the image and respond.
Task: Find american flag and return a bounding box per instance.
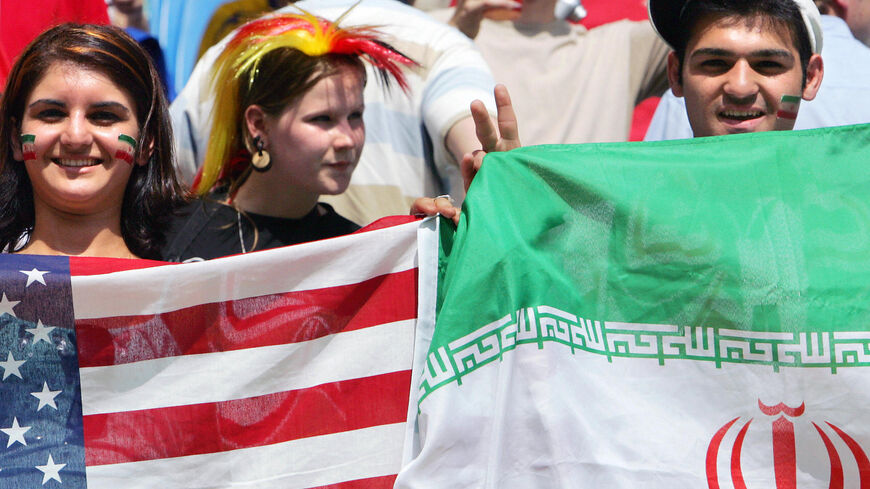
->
[0,216,427,488]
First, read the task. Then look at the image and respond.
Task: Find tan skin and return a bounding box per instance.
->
[448,0,525,38]
[12,63,148,258]
[668,14,823,137]
[238,64,366,220]
[448,0,558,38]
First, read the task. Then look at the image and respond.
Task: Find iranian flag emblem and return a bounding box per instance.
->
[707,400,870,488]
[774,95,801,131]
[115,134,137,165]
[776,95,801,121]
[20,134,36,160]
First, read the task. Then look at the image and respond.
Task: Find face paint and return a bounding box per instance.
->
[115,134,138,165]
[774,95,801,131]
[20,134,36,161]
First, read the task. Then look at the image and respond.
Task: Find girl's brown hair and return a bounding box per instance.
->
[0,23,185,258]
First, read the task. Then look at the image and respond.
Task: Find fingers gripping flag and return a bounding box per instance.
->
[0,217,435,488]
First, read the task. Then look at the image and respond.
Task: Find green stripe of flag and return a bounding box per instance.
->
[422,123,870,402]
[117,134,138,148]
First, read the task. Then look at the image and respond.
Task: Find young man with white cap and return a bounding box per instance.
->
[462,0,827,170]
[647,0,870,140]
[648,0,824,137]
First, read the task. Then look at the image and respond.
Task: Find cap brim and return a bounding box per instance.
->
[647,0,822,54]
[648,0,690,50]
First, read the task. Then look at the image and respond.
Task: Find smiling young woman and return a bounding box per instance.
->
[0,24,185,259]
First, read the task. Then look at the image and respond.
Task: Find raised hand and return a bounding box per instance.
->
[460,84,521,192]
[449,0,523,38]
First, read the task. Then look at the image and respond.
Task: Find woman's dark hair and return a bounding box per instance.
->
[674,0,813,85]
[0,23,186,259]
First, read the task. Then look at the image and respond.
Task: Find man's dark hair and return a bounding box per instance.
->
[673,0,813,86]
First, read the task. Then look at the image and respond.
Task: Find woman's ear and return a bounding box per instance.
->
[243,105,268,150]
[136,138,155,167]
[10,120,23,161]
[11,135,23,161]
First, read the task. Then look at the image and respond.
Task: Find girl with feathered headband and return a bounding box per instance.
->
[163,10,416,261]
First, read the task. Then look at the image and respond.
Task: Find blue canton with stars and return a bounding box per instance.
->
[0,255,86,487]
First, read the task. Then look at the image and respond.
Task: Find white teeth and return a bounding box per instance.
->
[56,159,99,167]
[721,110,763,119]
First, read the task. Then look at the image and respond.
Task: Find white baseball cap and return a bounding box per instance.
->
[648,0,823,54]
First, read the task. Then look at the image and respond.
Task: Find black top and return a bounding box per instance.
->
[162,199,360,262]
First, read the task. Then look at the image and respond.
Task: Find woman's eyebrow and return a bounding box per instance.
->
[90,101,131,113]
[27,100,131,114]
[28,99,65,109]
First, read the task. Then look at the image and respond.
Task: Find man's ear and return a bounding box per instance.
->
[801,54,824,101]
[667,51,684,97]
[243,105,268,150]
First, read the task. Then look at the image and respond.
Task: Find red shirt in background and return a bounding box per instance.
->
[0,0,110,87]
[578,0,647,28]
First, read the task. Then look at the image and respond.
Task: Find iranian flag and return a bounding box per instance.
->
[115,134,137,165]
[20,134,36,160]
[397,124,870,488]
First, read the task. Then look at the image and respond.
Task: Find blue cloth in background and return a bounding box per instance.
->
[126,27,176,101]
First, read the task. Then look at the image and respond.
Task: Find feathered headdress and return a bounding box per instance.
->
[194,7,416,196]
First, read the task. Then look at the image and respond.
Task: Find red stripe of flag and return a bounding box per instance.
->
[309,475,397,489]
[83,370,411,466]
[353,215,418,233]
[77,269,417,368]
[67,216,416,277]
[776,110,798,120]
[114,149,134,164]
[70,256,170,275]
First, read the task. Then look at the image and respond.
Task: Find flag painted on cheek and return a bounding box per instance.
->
[114,134,137,165]
[0,216,427,488]
[775,94,802,130]
[20,134,36,160]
